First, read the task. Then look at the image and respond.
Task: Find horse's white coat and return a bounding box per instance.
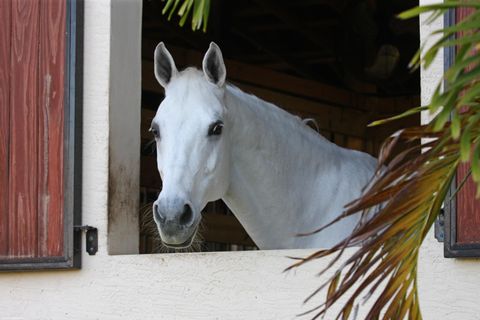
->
[152,43,378,249]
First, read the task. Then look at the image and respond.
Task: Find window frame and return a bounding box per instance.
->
[0,0,84,271]
[443,8,480,258]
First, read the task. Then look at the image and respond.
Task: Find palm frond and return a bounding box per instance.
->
[161,0,211,32]
[289,2,480,319]
[288,126,459,319]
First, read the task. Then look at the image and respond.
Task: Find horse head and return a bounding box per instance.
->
[150,42,231,248]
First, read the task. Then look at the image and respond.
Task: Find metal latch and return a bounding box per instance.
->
[434,209,445,242]
[74,225,98,255]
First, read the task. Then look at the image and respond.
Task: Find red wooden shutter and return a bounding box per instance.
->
[444,7,480,257]
[0,0,82,269]
[455,7,480,246]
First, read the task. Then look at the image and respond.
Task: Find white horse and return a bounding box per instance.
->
[150,42,377,250]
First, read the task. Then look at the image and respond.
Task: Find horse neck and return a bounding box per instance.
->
[221,85,345,249]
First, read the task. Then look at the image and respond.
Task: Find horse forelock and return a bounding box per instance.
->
[167,67,222,94]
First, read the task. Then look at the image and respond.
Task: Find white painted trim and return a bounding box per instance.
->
[420,0,444,125]
[107,0,142,254]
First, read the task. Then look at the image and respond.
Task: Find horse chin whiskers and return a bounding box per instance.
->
[139,201,204,253]
[165,218,208,253]
[158,230,204,253]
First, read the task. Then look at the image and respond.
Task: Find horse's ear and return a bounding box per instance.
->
[202,42,226,87]
[154,42,178,88]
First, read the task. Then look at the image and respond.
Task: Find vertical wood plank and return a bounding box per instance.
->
[346,136,364,152]
[334,133,346,147]
[0,0,12,256]
[455,7,480,245]
[37,0,66,257]
[8,0,40,257]
[456,163,480,244]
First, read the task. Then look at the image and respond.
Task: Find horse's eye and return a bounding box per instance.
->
[149,127,159,138]
[208,121,223,136]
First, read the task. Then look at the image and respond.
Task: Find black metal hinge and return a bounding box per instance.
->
[434,209,445,242]
[74,225,98,255]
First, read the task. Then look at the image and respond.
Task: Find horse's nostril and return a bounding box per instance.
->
[154,204,166,224]
[179,204,193,225]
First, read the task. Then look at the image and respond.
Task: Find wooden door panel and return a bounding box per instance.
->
[8,0,40,258]
[0,0,81,269]
[0,0,12,256]
[37,0,66,257]
[444,7,480,257]
[455,7,480,245]
[456,163,480,244]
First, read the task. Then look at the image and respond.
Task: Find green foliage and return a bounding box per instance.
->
[161,0,211,32]
[378,1,480,190]
[288,1,480,319]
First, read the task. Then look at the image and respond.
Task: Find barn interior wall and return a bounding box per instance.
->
[0,1,479,319]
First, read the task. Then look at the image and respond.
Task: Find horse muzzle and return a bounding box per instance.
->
[153,200,199,248]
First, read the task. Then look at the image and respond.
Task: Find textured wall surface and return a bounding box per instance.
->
[0,1,479,319]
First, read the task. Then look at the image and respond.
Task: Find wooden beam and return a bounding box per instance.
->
[253,0,334,53]
[251,0,340,77]
[202,213,256,247]
[245,19,339,32]
[140,85,368,140]
[143,20,210,50]
[236,0,346,17]
[228,50,334,63]
[141,45,420,143]
[282,0,347,10]
[142,80,337,131]
[141,42,354,107]
[230,28,319,80]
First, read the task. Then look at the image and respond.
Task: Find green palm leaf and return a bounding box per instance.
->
[162,0,211,32]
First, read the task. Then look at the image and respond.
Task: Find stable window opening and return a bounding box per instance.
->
[135,0,421,254]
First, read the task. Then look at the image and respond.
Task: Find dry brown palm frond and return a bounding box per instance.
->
[287,125,459,320]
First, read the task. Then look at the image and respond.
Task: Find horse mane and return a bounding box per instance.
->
[225,82,333,144]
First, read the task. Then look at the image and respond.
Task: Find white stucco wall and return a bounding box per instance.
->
[0,1,479,319]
